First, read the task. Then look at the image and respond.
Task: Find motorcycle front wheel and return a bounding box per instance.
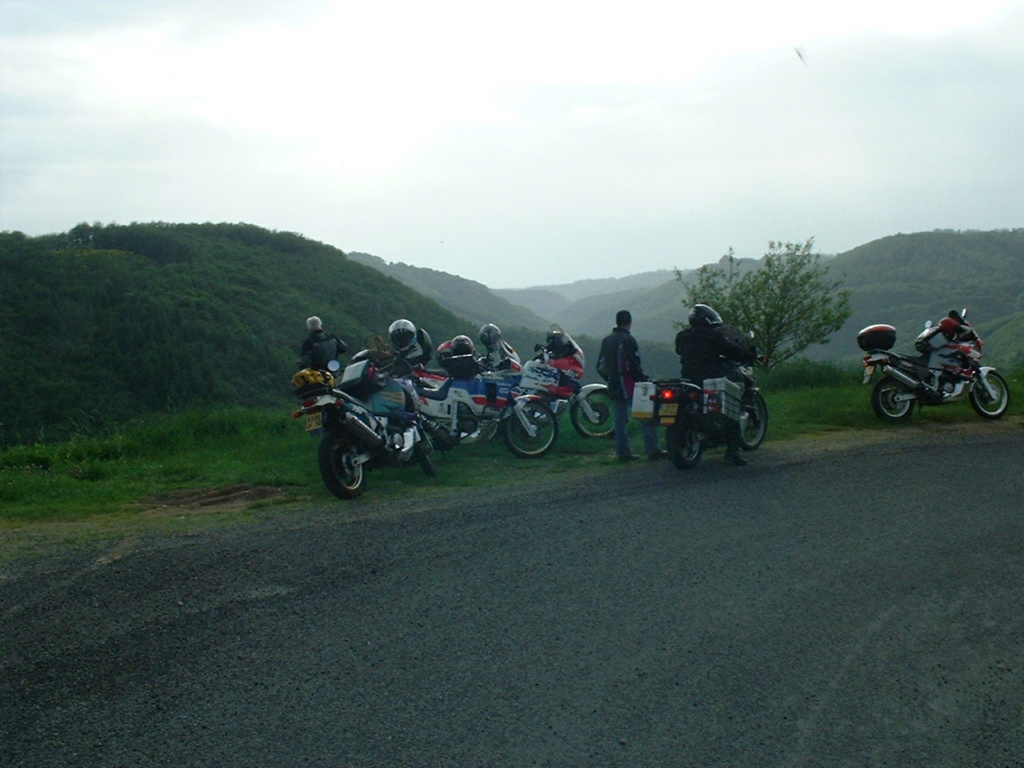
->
[871,376,914,422]
[503,400,558,458]
[318,434,366,499]
[969,370,1010,419]
[569,389,614,439]
[738,392,768,451]
[666,421,702,469]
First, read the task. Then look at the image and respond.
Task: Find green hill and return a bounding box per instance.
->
[0,223,469,447]
[822,229,1024,365]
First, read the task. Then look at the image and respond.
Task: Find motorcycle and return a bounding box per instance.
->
[290,345,436,500]
[631,325,768,469]
[858,308,1011,422]
[515,325,615,439]
[407,355,559,458]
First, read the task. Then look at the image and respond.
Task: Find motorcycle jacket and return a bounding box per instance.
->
[300,329,347,370]
[674,325,755,383]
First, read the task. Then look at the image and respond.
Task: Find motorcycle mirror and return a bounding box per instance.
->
[961,307,968,318]
[748,330,755,339]
[924,320,933,329]
[327,359,341,372]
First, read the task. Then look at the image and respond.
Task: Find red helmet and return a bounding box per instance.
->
[938,316,959,338]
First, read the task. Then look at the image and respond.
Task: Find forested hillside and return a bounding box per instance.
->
[3,223,1020,448]
[823,229,1024,365]
[0,223,471,447]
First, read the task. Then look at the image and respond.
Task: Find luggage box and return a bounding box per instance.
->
[702,377,742,421]
[857,324,897,352]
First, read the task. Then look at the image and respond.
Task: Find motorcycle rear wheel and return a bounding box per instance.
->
[738,392,768,451]
[969,370,1010,419]
[318,434,366,499]
[503,400,558,458]
[666,421,702,469]
[569,389,614,439]
[871,376,914,421]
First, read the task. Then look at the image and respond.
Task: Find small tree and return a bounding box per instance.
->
[676,239,851,367]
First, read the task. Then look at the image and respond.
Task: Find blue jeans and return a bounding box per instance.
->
[612,397,661,459]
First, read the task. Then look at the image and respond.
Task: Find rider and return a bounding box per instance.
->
[478,323,522,372]
[299,316,347,370]
[674,304,757,466]
[388,318,433,376]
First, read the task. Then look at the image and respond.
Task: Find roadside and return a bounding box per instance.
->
[1,416,1021,575]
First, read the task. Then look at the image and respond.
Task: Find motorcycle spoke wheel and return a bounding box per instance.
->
[969,370,1010,419]
[871,377,914,422]
[666,422,702,469]
[318,434,365,499]
[503,400,558,458]
[569,389,614,439]
[738,392,768,451]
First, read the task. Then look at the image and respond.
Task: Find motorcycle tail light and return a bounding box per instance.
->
[658,389,675,401]
[301,398,319,408]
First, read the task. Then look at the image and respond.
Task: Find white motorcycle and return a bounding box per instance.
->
[408,362,559,458]
[516,325,614,439]
[858,308,1011,421]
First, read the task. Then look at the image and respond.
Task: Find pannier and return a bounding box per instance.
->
[702,377,743,421]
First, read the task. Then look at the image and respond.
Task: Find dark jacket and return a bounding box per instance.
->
[300,329,347,370]
[674,325,754,383]
[599,326,648,401]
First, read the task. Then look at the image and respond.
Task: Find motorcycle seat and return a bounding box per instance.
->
[413,377,455,401]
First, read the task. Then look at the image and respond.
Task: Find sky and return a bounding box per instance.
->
[1,0,1022,288]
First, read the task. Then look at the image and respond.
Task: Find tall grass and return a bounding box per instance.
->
[2,363,1020,526]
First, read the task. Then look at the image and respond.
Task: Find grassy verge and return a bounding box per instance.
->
[2,363,1021,527]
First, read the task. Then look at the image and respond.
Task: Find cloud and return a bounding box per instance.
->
[1,0,1022,286]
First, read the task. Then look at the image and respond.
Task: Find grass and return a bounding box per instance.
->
[2,362,1021,527]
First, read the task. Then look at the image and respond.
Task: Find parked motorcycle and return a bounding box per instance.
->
[631,325,768,468]
[858,308,1011,421]
[516,325,614,439]
[408,358,559,458]
[291,347,435,500]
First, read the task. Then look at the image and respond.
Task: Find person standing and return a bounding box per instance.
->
[674,303,757,466]
[599,309,666,462]
[299,316,347,370]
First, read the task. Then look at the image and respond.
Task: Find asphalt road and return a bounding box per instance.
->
[2,429,1023,768]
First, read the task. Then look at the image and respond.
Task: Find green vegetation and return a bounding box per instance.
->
[2,361,1019,528]
[679,240,852,367]
[0,223,474,448]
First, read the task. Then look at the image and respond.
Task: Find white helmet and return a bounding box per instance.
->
[388,319,416,350]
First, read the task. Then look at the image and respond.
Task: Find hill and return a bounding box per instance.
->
[0,223,471,447]
[821,230,1024,365]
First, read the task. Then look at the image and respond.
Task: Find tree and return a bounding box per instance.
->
[676,239,851,367]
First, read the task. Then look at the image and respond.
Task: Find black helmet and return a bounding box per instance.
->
[451,334,475,356]
[546,330,568,356]
[388,319,416,349]
[688,304,723,328]
[479,323,501,349]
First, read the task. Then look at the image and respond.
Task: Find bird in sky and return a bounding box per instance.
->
[794,47,808,67]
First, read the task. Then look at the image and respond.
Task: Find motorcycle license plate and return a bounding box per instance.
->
[862,365,875,383]
[303,411,323,431]
[660,403,678,417]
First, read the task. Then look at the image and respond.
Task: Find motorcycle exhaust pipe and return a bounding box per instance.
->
[341,412,385,450]
[882,365,921,390]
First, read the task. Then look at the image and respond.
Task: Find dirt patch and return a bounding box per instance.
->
[139,484,289,515]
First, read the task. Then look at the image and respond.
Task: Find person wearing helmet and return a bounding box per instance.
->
[599,309,666,462]
[674,304,757,465]
[299,316,348,370]
[479,323,522,372]
[388,318,433,375]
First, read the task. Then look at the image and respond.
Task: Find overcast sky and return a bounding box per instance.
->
[2,0,1022,288]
